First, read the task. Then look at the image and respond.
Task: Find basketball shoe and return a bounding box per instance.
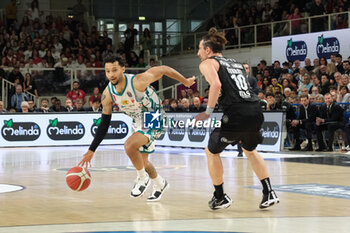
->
[130,174,150,198]
[208,193,232,210]
[147,179,169,202]
[259,190,279,209]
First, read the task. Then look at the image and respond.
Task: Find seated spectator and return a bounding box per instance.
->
[65,98,75,112]
[297,73,312,94]
[88,86,101,106]
[36,98,49,112]
[266,92,296,128]
[190,97,206,112]
[27,99,36,112]
[49,99,67,112]
[271,77,282,93]
[74,99,86,111]
[87,98,102,112]
[169,99,181,112]
[136,57,147,68]
[162,99,170,111]
[21,101,29,113]
[315,93,345,151]
[340,74,350,90]
[304,58,314,72]
[337,86,350,103]
[10,84,29,112]
[0,101,7,113]
[320,74,330,95]
[343,61,350,75]
[66,81,86,106]
[290,95,318,151]
[180,98,190,112]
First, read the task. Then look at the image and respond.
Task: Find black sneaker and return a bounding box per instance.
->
[259,190,279,209]
[208,193,232,210]
[147,179,169,202]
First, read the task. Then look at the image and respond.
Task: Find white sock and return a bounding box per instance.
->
[152,174,164,189]
[137,168,147,180]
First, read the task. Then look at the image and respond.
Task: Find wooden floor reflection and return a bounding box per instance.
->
[0,146,350,233]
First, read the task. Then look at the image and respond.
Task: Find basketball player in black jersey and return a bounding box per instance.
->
[195,28,279,210]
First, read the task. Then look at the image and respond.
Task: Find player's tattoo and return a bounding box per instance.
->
[102,94,106,101]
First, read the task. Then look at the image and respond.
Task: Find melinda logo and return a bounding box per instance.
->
[316,35,340,59]
[260,121,279,145]
[46,118,85,140]
[285,38,307,62]
[91,118,128,139]
[1,119,40,141]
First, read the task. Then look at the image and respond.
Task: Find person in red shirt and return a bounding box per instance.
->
[88,86,101,106]
[66,81,86,106]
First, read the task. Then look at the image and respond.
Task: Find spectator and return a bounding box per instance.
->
[65,98,75,112]
[0,101,7,113]
[271,77,283,93]
[309,0,326,32]
[6,0,17,29]
[343,61,350,75]
[26,0,42,21]
[243,63,259,94]
[320,74,330,95]
[87,98,102,112]
[288,7,302,34]
[50,99,67,112]
[336,86,350,103]
[124,23,138,58]
[316,93,345,151]
[10,84,29,112]
[298,73,312,94]
[66,81,86,106]
[72,0,87,24]
[169,99,181,112]
[162,99,170,111]
[21,101,29,113]
[88,86,101,106]
[140,28,152,58]
[23,73,38,99]
[136,57,147,68]
[304,58,314,72]
[290,95,318,151]
[190,97,206,112]
[36,98,49,112]
[181,98,190,112]
[336,54,344,74]
[7,66,24,84]
[74,99,86,111]
[27,99,36,112]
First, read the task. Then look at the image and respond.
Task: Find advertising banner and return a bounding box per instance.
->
[0,112,283,152]
[272,28,350,63]
[0,113,132,147]
[156,111,283,152]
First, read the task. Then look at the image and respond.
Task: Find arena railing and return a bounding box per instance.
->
[149,11,350,56]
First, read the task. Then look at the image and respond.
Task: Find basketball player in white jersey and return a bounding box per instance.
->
[79,55,195,201]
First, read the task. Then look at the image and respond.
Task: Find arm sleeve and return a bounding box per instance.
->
[89,114,112,152]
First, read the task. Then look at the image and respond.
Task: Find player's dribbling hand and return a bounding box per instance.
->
[78,150,94,168]
[184,76,196,87]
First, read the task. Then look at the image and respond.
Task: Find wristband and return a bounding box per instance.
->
[205,106,214,115]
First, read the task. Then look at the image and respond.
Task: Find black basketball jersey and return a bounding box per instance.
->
[210,56,259,109]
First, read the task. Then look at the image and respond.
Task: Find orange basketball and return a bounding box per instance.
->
[66,166,91,191]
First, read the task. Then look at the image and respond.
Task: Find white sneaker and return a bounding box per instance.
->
[147,179,169,202]
[130,174,150,198]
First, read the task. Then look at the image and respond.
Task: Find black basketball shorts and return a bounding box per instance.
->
[208,102,264,154]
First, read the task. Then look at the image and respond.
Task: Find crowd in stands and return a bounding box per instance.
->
[207,0,350,44]
[0,0,157,112]
[254,54,350,152]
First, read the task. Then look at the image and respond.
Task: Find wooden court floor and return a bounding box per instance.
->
[0,145,350,233]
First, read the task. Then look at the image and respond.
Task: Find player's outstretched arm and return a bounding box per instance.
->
[78,89,113,167]
[133,65,195,91]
